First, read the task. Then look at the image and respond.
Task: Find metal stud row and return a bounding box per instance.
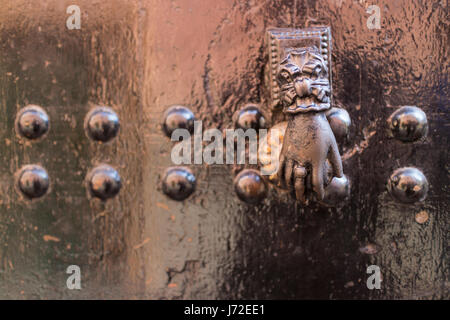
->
[14,105,121,200]
[15,164,121,200]
[16,105,120,143]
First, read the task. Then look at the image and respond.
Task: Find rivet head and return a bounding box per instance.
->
[16,105,49,140]
[387,106,428,142]
[17,165,50,199]
[321,175,350,206]
[326,107,351,141]
[162,167,196,201]
[235,105,267,130]
[87,165,122,200]
[388,167,428,203]
[234,169,267,204]
[163,105,195,137]
[85,107,120,142]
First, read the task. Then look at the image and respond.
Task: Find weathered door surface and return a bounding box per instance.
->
[0,0,448,299]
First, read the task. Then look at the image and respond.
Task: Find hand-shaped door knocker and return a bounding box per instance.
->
[266,27,348,205]
[276,47,343,203]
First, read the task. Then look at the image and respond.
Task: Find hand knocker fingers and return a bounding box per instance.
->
[294,165,307,203]
[328,139,343,178]
[276,153,286,188]
[284,159,295,188]
[312,162,325,201]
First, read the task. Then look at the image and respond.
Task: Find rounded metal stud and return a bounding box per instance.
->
[162,105,195,138]
[162,167,196,201]
[326,107,351,141]
[387,106,428,142]
[234,169,267,204]
[321,175,350,207]
[15,105,49,140]
[235,105,267,130]
[387,167,428,203]
[87,165,122,200]
[17,165,50,199]
[85,107,120,142]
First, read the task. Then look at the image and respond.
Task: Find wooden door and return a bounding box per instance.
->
[0,0,447,299]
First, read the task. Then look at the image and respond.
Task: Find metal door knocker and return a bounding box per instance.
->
[267,27,348,205]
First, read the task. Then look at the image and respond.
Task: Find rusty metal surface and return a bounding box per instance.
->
[0,0,448,299]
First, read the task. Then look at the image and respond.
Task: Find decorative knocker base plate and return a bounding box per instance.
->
[265,27,348,206]
[267,27,332,110]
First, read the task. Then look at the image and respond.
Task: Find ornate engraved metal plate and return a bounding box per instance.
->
[267,27,331,109]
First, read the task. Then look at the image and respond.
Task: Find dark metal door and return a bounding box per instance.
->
[0,0,448,299]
